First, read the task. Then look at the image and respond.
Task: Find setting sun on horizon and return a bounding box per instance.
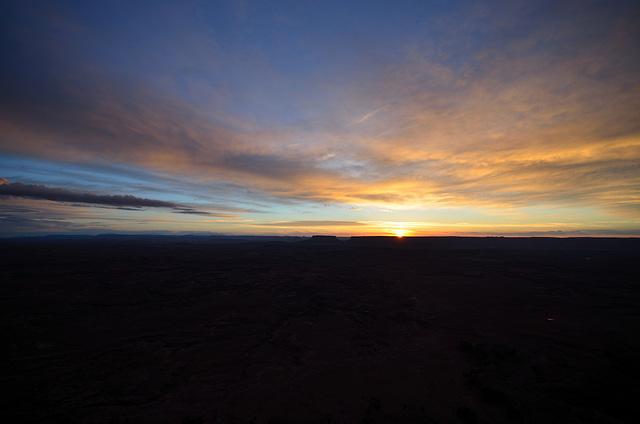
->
[393,229,407,238]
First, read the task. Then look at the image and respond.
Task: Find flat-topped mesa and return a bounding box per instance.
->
[305,235,342,244]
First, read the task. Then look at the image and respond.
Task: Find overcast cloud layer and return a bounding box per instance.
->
[1,0,639,236]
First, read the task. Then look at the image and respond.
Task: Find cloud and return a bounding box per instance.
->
[0,200,109,236]
[0,214,84,236]
[256,220,366,227]
[0,179,213,214]
[349,108,382,126]
[174,209,238,218]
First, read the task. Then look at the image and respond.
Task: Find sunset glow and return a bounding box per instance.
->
[1,1,639,237]
[393,229,407,238]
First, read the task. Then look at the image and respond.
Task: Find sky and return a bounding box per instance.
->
[1,0,639,237]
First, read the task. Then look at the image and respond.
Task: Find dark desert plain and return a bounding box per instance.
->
[2,235,639,424]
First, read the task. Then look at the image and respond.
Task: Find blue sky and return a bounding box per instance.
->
[1,0,639,236]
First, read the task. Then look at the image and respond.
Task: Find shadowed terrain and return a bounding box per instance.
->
[1,236,639,423]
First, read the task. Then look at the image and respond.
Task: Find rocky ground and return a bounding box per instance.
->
[1,237,639,423]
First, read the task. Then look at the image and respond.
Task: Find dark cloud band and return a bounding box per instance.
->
[0,179,208,214]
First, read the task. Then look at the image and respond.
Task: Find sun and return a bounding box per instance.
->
[392,228,407,238]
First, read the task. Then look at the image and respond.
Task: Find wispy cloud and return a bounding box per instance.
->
[0,179,217,215]
[349,108,382,126]
[256,220,366,227]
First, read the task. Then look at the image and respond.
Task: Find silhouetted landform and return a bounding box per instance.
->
[12,233,310,243]
[349,236,640,250]
[10,234,640,250]
[304,235,343,245]
[1,236,639,423]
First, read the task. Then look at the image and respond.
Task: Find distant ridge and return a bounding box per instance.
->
[8,234,309,243]
[3,234,639,251]
[349,236,640,250]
